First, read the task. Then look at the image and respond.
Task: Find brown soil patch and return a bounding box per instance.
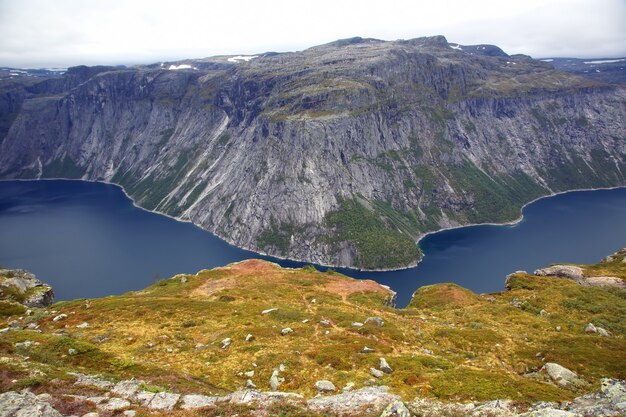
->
[323,277,391,299]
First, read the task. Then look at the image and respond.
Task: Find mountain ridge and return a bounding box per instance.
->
[1,35,625,269]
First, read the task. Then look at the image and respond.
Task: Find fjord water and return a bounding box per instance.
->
[1,180,625,306]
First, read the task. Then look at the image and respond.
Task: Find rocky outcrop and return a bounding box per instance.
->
[0,268,54,307]
[533,262,626,289]
[1,36,625,270]
[534,265,584,280]
[0,391,63,417]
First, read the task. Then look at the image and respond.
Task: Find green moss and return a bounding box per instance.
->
[430,367,566,402]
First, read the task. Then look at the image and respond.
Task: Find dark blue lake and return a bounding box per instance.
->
[1,180,625,307]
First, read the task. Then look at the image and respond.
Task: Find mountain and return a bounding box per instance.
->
[0,250,625,415]
[540,57,626,85]
[1,36,625,269]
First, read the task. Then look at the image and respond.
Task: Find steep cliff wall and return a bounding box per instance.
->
[1,36,625,269]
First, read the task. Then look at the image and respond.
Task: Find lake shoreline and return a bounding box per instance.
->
[2,177,625,273]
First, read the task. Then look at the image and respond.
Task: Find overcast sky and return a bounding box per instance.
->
[1,0,625,68]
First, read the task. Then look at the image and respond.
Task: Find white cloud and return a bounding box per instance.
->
[0,0,624,67]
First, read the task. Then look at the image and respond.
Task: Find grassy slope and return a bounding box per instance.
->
[0,255,625,409]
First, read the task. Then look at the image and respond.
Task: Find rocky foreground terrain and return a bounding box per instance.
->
[0,249,625,416]
[1,36,625,269]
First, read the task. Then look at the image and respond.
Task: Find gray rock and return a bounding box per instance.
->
[245,333,253,342]
[585,323,597,333]
[380,400,411,417]
[370,368,384,378]
[361,346,375,353]
[180,394,222,409]
[597,327,611,337]
[0,391,63,417]
[365,317,384,327]
[221,337,232,349]
[270,370,284,391]
[68,348,78,355]
[534,265,584,281]
[52,313,67,322]
[518,409,576,417]
[98,397,131,411]
[261,308,278,314]
[146,392,180,410]
[308,386,400,415]
[314,380,337,393]
[409,397,475,416]
[320,319,331,326]
[8,320,21,329]
[15,340,36,348]
[581,276,626,289]
[180,276,187,283]
[76,322,90,328]
[246,379,257,389]
[351,322,364,327]
[244,370,254,377]
[82,413,100,417]
[70,372,114,389]
[472,399,516,416]
[542,363,581,388]
[379,357,393,373]
[343,382,355,392]
[111,379,142,398]
[0,269,54,308]
[123,411,137,417]
[281,327,293,336]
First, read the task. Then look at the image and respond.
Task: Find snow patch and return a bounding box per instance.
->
[541,59,554,62]
[583,59,625,64]
[449,43,462,51]
[168,64,197,70]
[227,55,258,62]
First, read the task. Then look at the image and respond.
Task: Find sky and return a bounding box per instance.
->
[0,0,625,68]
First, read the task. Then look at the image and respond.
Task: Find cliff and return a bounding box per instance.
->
[1,36,625,269]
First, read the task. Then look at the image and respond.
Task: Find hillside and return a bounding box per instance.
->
[0,36,625,270]
[1,250,625,416]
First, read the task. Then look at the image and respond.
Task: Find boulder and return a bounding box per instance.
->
[315,380,337,393]
[0,391,63,417]
[365,317,384,326]
[270,370,284,391]
[380,357,393,373]
[0,269,54,308]
[52,313,67,322]
[581,276,626,289]
[281,327,293,336]
[597,327,611,337]
[585,323,597,334]
[221,338,232,349]
[370,368,384,378]
[361,346,375,353]
[534,265,584,281]
[542,363,581,388]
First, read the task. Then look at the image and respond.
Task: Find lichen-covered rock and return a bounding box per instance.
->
[534,265,584,281]
[542,363,582,388]
[307,386,400,415]
[0,269,54,307]
[180,394,223,409]
[0,391,63,417]
[581,276,626,289]
[314,380,337,393]
[380,400,411,417]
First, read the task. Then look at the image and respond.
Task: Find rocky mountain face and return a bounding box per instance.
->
[1,36,625,269]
